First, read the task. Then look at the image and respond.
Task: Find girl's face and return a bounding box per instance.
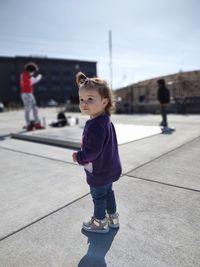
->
[79,87,108,119]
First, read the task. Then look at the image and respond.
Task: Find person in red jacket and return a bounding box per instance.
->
[20,62,44,131]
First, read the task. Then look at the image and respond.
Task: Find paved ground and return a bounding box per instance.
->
[0,108,200,267]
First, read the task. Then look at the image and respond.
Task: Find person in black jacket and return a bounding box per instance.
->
[157,79,170,127]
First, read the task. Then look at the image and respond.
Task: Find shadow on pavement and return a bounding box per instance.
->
[78,228,119,267]
[161,127,176,135]
[0,134,11,140]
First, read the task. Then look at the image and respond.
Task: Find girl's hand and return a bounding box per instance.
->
[72,152,77,162]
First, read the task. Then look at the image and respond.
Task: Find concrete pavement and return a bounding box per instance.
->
[0,108,200,267]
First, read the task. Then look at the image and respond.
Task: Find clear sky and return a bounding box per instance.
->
[0,0,199,89]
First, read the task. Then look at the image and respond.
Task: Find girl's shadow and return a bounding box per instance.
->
[78,228,119,267]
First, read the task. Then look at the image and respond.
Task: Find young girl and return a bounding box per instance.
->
[72,72,122,234]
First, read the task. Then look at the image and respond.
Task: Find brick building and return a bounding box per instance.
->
[114,70,200,113]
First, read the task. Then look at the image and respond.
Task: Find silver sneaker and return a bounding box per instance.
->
[107,213,120,228]
[82,216,109,233]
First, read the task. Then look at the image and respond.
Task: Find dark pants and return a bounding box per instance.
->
[90,183,117,220]
[160,104,168,127]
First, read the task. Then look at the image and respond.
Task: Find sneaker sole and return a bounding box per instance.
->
[109,223,120,229]
[82,226,110,234]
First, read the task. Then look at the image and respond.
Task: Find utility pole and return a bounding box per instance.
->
[109,30,113,89]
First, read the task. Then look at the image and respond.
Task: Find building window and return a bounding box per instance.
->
[75,64,80,71]
[51,75,60,82]
[38,85,47,91]
[52,85,60,91]
[63,86,71,91]
[10,65,16,71]
[11,75,16,81]
[63,70,71,76]
[12,86,18,91]
[63,75,72,82]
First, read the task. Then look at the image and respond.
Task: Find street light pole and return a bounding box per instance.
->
[109,30,113,89]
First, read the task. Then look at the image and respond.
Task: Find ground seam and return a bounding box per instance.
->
[0,193,90,242]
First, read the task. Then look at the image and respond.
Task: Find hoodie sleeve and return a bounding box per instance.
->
[31,74,42,84]
[76,121,106,165]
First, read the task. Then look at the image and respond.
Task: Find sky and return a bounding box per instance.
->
[0,0,200,89]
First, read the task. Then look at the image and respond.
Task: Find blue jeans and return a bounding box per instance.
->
[90,183,117,220]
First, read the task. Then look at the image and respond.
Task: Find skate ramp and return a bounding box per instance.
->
[11,124,161,148]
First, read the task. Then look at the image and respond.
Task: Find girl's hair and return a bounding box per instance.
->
[76,72,115,116]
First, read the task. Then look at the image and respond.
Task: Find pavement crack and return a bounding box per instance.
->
[123,135,200,176]
[0,193,90,242]
[0,145,76,166]
[125,174,200,193]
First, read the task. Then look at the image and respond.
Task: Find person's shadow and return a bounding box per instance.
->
[78,228,119,267]
[161,127,176,135]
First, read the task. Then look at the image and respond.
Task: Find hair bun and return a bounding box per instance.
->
[76,72,88,87]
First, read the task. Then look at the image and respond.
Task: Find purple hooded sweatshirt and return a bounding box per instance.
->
[76,114,122,186]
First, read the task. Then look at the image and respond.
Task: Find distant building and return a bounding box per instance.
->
[0,56,97,107]
[114,70,200,113]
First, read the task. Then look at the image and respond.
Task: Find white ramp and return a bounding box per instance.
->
[11,124,161,148]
